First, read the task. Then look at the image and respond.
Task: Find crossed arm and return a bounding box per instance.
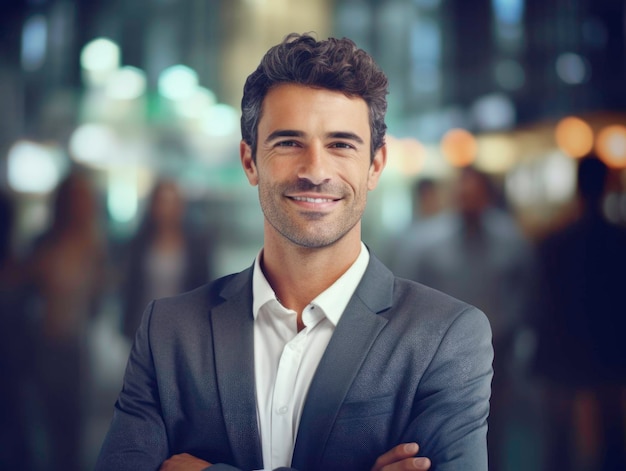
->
[160,443,431,471]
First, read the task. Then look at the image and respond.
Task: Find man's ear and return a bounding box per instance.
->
[240,140,258,186]
[367,144,387,191]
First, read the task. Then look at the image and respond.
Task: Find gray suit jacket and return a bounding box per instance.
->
[96,254,492,471]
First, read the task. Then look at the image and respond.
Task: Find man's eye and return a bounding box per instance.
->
[277,140,298,147]
[332,142,354,149]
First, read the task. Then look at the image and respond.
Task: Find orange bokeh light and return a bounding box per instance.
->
[554,116,594,158]
[440,128,477,167]
[595,124,626,168]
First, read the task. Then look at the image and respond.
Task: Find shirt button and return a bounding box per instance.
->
[277,406,288,415]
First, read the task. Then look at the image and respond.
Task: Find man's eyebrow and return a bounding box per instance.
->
[264,129,365,145]
[265,130,305,142]
[327,131,365,144]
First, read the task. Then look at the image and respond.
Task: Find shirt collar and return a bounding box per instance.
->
[252,242,370,326]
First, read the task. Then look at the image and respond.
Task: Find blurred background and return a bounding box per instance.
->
[0,0,625,470]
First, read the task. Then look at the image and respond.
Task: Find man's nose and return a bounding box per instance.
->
[296,142,331,186]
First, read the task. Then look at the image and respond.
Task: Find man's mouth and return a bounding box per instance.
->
[290,196,338,203]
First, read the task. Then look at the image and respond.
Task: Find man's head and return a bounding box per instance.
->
[577,153,608,204]
[413,178,442,219]
[240,33,388,161]
[455,166,495,222]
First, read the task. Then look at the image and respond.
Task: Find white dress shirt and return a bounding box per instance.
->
[252,243,370,470]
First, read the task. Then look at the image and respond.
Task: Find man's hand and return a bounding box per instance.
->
[371,443,431,471]
[159,453,211,471]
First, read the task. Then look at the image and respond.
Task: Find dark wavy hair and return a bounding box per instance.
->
[241,33,388,161]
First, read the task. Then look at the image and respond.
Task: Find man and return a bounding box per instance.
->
[533,155,626,470]
[96,33,492,471]
[392,166,534,471]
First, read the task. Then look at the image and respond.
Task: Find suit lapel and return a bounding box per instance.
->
[211,267,263,470]
[291,255,394,470]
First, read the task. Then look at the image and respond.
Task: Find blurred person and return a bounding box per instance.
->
[119,178,214,341]
[412,177,444,220]
[96,33,493,471]
[27,169,108,471]
[391,177,448,276]
[394,165,536,471]
[0,190,34,470]
[532,154,626,471]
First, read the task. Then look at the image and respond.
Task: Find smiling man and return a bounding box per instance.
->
[96,33,493,471]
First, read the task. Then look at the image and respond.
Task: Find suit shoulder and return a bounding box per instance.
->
[150,271,243,320]
[391,276,491,334]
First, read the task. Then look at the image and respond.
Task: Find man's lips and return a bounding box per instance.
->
[288,195,339,203]
[286,195,342,212]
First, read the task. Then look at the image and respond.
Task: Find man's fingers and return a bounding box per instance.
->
[159,453,211,471]
[411,457,432,470]
[371,443,420,471]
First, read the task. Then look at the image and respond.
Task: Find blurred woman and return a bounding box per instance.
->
[120,179,214,341]
[28,170,107,471]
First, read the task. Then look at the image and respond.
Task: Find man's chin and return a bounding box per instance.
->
[285,232,343,250]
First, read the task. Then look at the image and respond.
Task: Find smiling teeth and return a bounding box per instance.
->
[292,196,334,203]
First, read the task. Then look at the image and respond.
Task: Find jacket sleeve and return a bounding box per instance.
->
[406,306,493,471]
[95,301,170,470]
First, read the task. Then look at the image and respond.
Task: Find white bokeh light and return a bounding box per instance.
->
[81,38,121,87]
[81,38,120,71]
[158,65,199,101]
[201,104,240,137]
[8,141,65,193]
[105,66,147,100]
[69,123,119,166]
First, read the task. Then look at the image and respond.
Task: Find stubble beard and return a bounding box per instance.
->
[258,180,366,249]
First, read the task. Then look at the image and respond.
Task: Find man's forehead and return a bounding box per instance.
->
[259,84,369,124]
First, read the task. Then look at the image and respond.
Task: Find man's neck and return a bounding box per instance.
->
[261,235,362,320]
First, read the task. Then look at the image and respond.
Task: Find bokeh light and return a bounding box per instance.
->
[7,140,65,194]
[386,136,427,176]
[476,134,517,173]
[21,14,47,71]
[80,38,121,86]
[158,65,199,101]
[69,123,119,167]
[200,104,240,138]
[440,128,477,167]
[105,66,147,101]
[471,93,516,132]
[556,53,590,85]
[107,168,139,224]
[174,87,217,120]
[554,116,594,158]
[595,124,626,168]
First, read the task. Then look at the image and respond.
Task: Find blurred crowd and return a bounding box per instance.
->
[0,170,216,471]
[0,154,625,471]
[389,154,626,471]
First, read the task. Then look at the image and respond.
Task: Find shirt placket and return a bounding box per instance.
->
[270,330,305,467]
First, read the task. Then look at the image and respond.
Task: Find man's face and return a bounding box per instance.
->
[456,171,490,220]
[240,83,386,249]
